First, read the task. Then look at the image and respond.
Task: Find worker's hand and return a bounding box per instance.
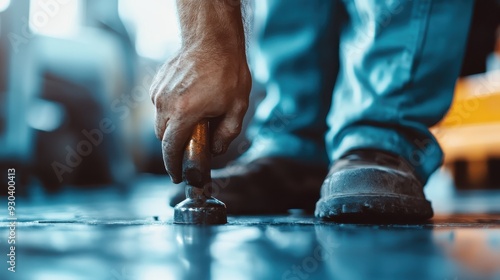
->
[150,0,251,184]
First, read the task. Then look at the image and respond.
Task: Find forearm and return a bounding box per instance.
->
[176,0,246,57]
[151,0,252,182]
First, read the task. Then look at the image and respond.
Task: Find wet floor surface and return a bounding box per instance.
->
[1,175,500,280]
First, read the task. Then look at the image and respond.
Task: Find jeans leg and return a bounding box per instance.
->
[327,0,473,183]
[244,0,343,165]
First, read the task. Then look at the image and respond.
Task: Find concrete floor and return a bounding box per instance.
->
[1,174,500,280]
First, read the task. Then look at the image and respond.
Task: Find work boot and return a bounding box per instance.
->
[315,149,433,223]
[170,157,328,214]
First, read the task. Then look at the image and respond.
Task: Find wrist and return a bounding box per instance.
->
[177,0,246,56]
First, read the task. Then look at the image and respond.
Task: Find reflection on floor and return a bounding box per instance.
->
[1,173,500,280]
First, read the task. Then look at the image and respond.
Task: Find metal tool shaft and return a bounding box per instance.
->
[173,120,227,225]
[183,121,211,190]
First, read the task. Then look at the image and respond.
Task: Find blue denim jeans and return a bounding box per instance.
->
[245,0,473,184]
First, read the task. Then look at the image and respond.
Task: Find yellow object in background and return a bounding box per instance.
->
[440,71,500,128]
[433,70,500,161]
[432,70,500,188]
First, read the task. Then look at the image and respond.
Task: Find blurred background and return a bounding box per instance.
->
[0,0,499,196]
[1,2,500,280]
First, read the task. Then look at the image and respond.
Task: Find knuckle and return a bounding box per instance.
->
[226,124,241,139]
[154,94,165,110]
[235,100,249,113]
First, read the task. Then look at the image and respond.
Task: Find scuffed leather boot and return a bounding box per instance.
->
[315,149,433,223]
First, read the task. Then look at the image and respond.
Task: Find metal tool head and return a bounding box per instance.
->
[173,121,227,225]
[174,185,227,225]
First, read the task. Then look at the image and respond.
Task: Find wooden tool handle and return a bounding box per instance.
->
[182,120,211,188]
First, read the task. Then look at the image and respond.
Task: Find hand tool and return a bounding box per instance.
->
[173,120,227,224]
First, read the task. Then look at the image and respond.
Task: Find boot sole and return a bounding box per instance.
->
[315,194,433,224]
